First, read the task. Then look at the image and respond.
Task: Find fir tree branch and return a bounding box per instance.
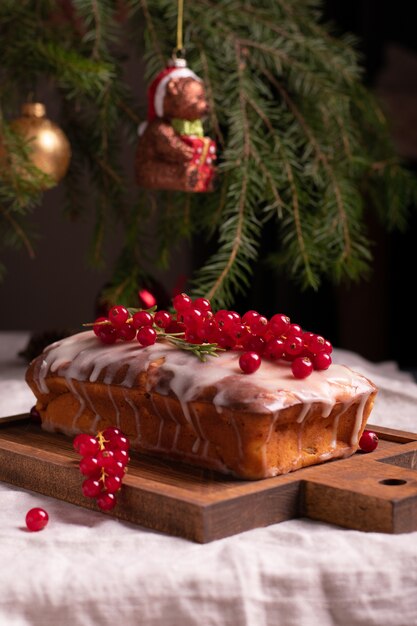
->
[204,41,250,302]
[116,98,141,125]
[242,82,313,282]
[241,97,284,217]
[196,40,256,302]
[0,204,35,259]
[333,110,353,161]
[90,0,102,60]
[139,0,165,65]
[0,0,416,304]
[236,38,335,95]
[266,70,352,262]
[198,46,225,147]
[206,173,248,302]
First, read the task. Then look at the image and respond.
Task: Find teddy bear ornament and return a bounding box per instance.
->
[135,58,217,192]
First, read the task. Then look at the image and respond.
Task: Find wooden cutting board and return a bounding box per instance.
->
[1,415,417,542]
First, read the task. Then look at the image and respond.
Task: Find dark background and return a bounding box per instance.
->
[1,2,416,368]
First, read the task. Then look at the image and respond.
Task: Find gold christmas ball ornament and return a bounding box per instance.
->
[9,102,71,187]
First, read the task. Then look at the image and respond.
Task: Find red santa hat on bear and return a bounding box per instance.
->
[147,59,201,122]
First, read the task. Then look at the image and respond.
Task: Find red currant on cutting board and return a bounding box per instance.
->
[74,427,130,511]
[359,430,379,453]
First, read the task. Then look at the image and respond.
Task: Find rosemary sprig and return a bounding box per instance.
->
[83,318,224,361]
[161,333,223,361]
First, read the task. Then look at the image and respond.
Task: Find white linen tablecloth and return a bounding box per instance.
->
[1,331,417,626]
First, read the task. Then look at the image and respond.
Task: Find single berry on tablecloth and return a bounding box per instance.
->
[25,507,49,532]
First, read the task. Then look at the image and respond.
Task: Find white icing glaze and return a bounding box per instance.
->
[350,392,369,447]
[162,398,181,451]
[123,394,141,445]
[35,331,373,413]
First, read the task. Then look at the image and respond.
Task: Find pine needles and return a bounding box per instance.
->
[138,0,417,306]
[1,0,416,307]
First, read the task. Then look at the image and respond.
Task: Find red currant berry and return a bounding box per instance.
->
[108,305,129,327]
[324,339,333,354]
[112,449,130,466]
[242,310,260,327]
[269,314,290,337]
[96,324,117,345]
[96,449,115,469]
[30,405,41,422]
[291,356,313,379]
[251,316,269,337]
[239,351,262,374]
[359,430,379,453]
[154,310,172,329]
[185,330,202,344]
[228,323,246,343]
[302,331,315,343]
[165,320,185,334]
[172,293,192,312]
[288,323,303,336]
[25,507,49,532]
[264,337,285,361]
[214,310,235,331]
[308,334,326,354]
[93,317,109,337]
[96,492,117,511]
[104,460,126,478]
[104,475,123,494]
[193,297,211,313]
[82,478,102,498]
[102,426,123,440]
[137,326,157,346]
[215,331,236,349]
[181,307,203,329]
[194,318,211,342]
[73,434,100,456]
[243,334,266,355]
[79,455,101,478]
[284,335,304,357]
[242,310,261,330]
[313,352,332,371]
[202,319,219,343]
[132,310,153,329]
[105,434,130,452]
[229,311,241,323]
[116,323,136,342]
[138,289,156,309]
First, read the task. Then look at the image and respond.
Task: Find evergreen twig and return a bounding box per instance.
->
[0,0,416,306]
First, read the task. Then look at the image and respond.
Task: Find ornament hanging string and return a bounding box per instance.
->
[175,0,184,57]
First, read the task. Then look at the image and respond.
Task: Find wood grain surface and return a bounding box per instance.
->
[1,416,417,542]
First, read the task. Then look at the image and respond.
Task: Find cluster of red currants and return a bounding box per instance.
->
[93,304,173,347]
[74,427,130,511]
[92,292,333,379]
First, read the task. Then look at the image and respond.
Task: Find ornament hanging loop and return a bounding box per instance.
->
[171,0,186,65]
[170,47,187,68]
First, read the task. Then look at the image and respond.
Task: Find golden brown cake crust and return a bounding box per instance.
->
[26,332,377,479]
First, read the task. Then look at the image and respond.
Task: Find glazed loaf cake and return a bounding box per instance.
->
[26,331,377,479]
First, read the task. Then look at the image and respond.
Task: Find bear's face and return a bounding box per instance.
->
[163,77,208,120]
